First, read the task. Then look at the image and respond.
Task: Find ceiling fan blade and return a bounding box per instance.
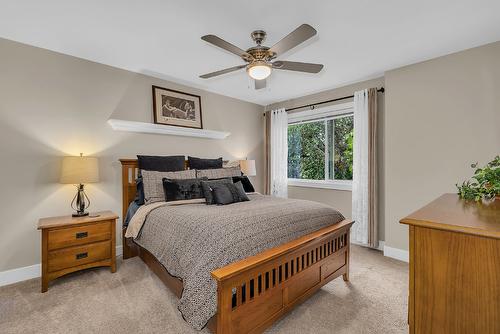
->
[272,61,323,73]
[255,79,266,90]
[269,24,317,56]
[199,64,246,79]
[201,35,251,58]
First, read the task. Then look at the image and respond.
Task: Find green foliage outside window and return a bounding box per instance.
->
[288,121,325,180]
[288,115,353,181]
[333,116,354,180]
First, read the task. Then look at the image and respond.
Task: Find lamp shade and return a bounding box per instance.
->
[239,159,256,176]
[60,155,99,184]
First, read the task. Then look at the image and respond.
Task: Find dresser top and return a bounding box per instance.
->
[38,211,118,229]
[400,194,499,239]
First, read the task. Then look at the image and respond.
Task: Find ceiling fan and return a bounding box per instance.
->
[199,24,324,89]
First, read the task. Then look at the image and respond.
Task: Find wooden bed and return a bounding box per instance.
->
[120,159,353,334]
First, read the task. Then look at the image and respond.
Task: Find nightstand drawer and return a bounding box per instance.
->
[48,240,111,272]
[48,221,111,250]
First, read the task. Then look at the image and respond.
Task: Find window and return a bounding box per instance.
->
[287,102,353,190]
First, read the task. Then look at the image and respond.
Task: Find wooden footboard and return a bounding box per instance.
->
[119,159,353,334]
[212,220,352,334]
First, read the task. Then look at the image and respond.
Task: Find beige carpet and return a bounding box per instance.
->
[0,245,408,333]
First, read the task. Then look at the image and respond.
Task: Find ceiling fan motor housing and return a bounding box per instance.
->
[251,30,266,45]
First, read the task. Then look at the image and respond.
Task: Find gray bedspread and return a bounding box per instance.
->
[134,194,345,330]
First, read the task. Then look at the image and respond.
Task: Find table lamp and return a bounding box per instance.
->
[60,153,99,217]
[239,159,256,176]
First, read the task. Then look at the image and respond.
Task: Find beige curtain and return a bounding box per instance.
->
[367,88,378,248]
[352,87,378,248]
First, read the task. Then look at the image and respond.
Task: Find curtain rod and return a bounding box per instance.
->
[264,87,385,115]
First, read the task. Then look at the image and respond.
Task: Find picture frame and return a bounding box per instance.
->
[152,85,203,129]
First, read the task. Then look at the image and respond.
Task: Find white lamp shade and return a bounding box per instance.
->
[239,159,256,176]
[60,156,99,184]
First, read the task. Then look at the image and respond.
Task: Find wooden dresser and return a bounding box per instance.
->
[38,211,118,292]
[400,194,499,334]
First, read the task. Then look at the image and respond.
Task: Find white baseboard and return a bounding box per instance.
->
[383,245,409,263]
[0,263,41,287]
[0,245,123,287]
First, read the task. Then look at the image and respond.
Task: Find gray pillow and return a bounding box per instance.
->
[211,182,250,205]
[233,181,250,202]
[142,169,196,204]
[212,184,235,205]
[196,167,242,180]
[200,178,232,205]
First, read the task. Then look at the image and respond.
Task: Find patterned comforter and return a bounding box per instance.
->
[134,194,345,330]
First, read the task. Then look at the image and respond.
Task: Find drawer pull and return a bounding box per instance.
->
[76,252,88,260]
[76,232,88,239]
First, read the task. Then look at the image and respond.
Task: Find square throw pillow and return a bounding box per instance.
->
[212,184,235,205]
[196,167,242,180]
[211,182,250,205]
[200,178,233,205]
[188,156,223,170]
[233,181,250,202]
[162,177,207,202]
[137,155,185,172]
[142,169,196,204]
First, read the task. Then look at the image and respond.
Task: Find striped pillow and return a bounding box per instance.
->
[196,167,241,180]
[142,169,196,204]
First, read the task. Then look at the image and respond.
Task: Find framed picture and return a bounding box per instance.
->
[152,85,203,129]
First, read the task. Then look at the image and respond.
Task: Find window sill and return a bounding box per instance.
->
[287,179,352,191]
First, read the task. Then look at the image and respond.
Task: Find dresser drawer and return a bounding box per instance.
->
[48,221,111,250]
[48,240,111,272]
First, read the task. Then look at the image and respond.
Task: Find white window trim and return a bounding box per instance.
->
[288,178,352,191]
[287,101,354,190]
[287,101,354,124]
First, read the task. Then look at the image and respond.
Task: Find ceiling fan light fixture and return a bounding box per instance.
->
[247,61,272,80]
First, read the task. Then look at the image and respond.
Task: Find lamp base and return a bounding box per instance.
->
[72,211,89,217]
[71,184,91,218]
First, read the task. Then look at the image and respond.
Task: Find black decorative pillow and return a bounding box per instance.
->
[188,156,223,170]
[138,155,185,172]
[232,176,255,193]
[211,182,250,205]
[212,184,235,205]
[200,178,233,205]
[233,181,250,202]
[162,177,207,202]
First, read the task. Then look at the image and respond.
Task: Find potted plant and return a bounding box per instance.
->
[456,155,500,201]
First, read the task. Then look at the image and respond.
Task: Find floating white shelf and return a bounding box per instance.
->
[107,119,230,140]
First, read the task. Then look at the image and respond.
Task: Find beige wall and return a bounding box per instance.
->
[384,41,500,250]
[266,77,386,238]
[0,38,265,272]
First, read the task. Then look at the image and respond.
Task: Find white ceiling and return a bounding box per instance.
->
[1,0,500,106]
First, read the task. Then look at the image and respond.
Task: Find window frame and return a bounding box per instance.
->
[287,102,354,191]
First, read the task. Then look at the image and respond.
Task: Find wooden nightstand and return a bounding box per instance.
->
[37,211,118,292]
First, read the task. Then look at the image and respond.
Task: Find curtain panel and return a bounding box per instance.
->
[352,88,378,248]
[265,108,288,198]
